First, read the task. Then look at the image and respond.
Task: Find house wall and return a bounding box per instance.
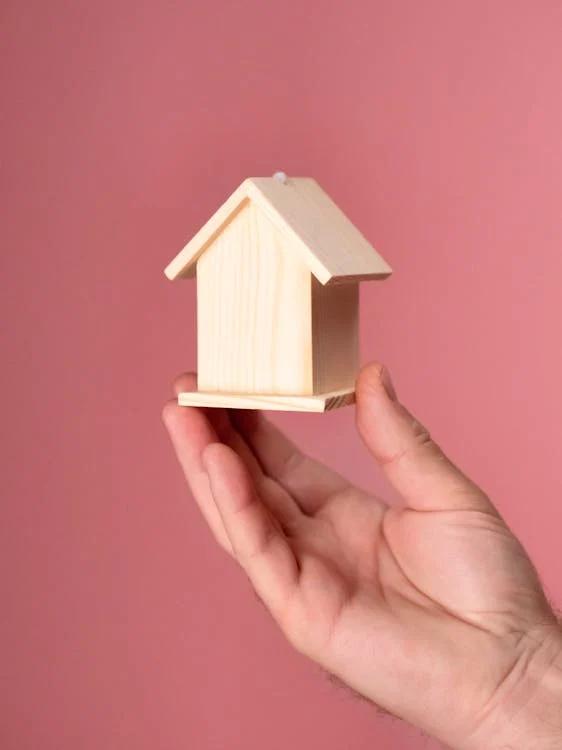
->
[196,201,314,394]
[311,279,359,393]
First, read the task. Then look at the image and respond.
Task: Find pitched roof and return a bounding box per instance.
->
[164,176,392,285]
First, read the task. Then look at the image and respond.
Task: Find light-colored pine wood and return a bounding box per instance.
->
[164,174,392,413]
[197,201,314,395]
[177,388,355,412]
[165,177,392,285]
[312,279,359,393]
[246,177,391,284]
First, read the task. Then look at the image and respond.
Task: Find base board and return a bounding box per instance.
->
[177,388,355,413]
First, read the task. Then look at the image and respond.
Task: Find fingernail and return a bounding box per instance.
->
[380,366,397,401]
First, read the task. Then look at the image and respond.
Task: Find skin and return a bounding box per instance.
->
[162,363,562,750]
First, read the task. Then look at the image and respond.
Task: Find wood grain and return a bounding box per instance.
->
[246,177,391,284]
[177,388,355,412]
[164,176,392,285]
[196,201,313,395]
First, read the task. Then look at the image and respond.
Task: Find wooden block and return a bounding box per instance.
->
[312,278,359,393]
[196,201,313,395]
[177,388,355,412]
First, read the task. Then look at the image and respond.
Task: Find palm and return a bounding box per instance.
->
[164,369,556,748]
[238,464,553,746]
[255,466,536,646]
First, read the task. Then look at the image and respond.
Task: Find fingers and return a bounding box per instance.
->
[172,377,264,484]
[233,410,351,514]
[164,373,301,547]
[171,373,348,516]
[162,375,232,552]
[203,443,300,617]
[356,363,495,513]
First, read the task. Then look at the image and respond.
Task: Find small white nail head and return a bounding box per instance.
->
[273,171,288,184]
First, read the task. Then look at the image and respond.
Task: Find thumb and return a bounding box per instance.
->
[355,363,494,513]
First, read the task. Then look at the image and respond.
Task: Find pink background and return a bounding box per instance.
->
[3,1,562,748]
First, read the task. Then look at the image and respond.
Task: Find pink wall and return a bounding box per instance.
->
[3,2,562,748]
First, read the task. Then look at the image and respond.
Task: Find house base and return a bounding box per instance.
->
[177,388,355,413]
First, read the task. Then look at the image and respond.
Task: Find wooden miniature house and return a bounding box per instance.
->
[164,175,391,412]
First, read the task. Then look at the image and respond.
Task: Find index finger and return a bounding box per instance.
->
[232,410,351,515]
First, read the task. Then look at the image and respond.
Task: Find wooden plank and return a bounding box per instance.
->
[311,279,359,393]
[177,388,355,412]
[247,177,392,285]
[196,201,314,395]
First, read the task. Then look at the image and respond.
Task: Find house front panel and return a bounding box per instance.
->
[196,201,314,395]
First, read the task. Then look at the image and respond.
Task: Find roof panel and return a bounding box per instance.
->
[164,177,391,284]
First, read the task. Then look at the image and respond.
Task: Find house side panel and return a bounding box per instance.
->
[311,280,359,393]
[197,202,313,395]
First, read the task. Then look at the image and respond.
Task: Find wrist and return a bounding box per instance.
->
[470,623,562,750]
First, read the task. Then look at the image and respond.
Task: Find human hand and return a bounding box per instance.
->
[163,364,562,750]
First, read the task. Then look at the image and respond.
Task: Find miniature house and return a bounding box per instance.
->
[164,174,391,412]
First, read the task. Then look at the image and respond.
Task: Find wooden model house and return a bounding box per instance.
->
[164,174,391,412]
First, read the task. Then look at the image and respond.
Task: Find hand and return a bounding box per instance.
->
[163,363,562,750]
